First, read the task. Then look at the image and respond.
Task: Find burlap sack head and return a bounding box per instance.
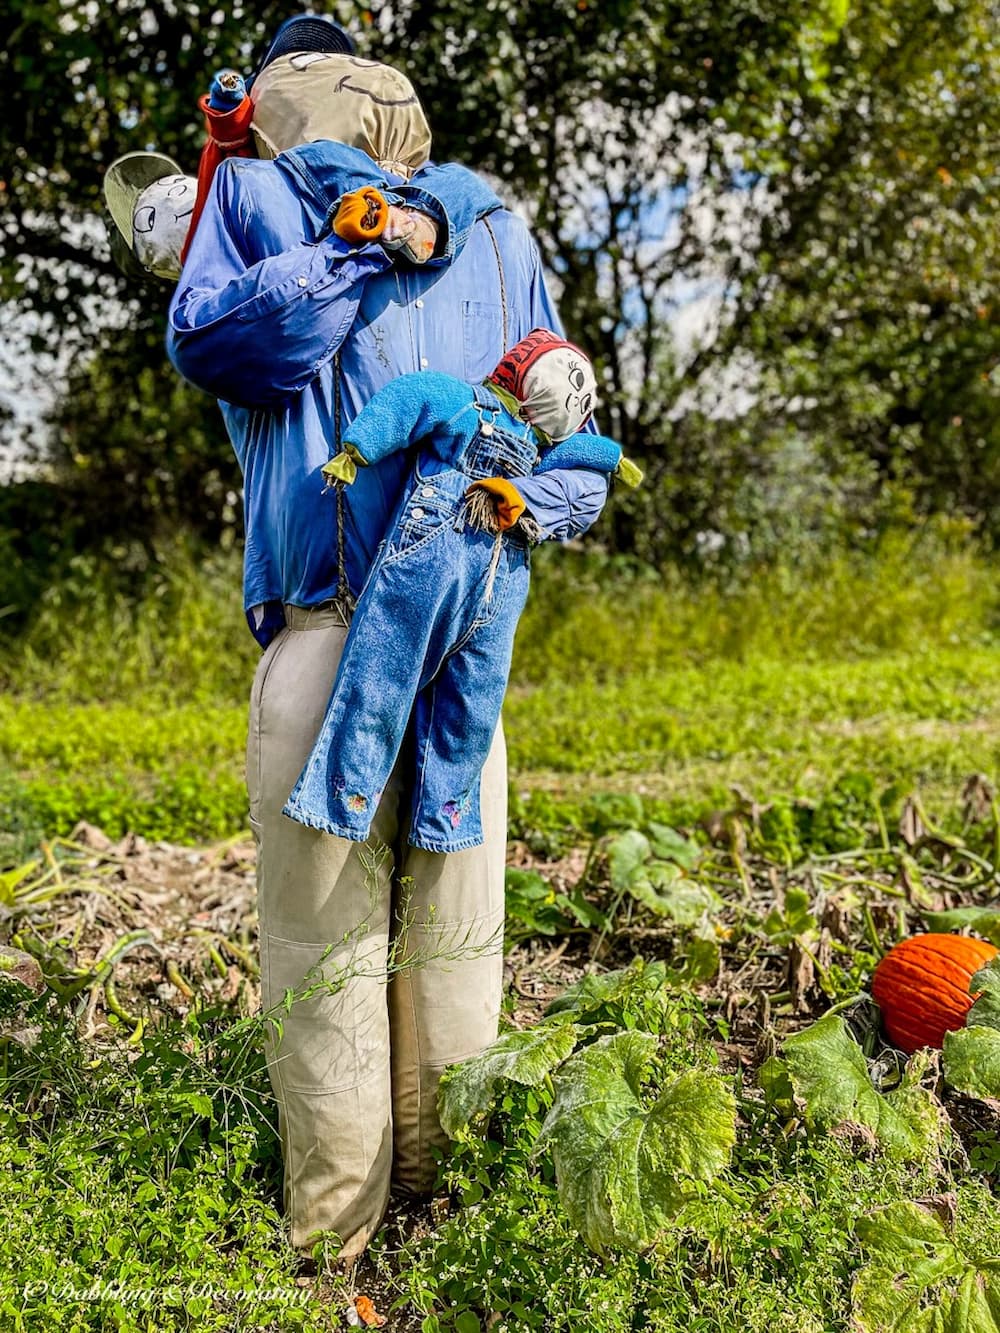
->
[250,53,431,178]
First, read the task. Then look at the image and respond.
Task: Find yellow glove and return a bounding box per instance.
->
[615,456,644,488]
[465,477,526,532]
[321,446,366,486]
[333,187,389,244]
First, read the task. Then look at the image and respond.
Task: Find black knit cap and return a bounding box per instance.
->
[249,14,355,88]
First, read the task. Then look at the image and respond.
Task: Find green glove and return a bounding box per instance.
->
[615,456,644,488]
[322,445,366,486]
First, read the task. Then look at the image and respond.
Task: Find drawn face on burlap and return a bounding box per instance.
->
[131,174,198,279]
[249,52,431,178]
[490,329,599,442]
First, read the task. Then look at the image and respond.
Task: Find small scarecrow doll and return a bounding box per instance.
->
[283,329,642,852]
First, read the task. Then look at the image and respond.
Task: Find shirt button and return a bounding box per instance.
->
[415,298,424,309]
[411,507,425,519]
[420,357,429,367]
[297,276,308,287]
[421,486,435,497]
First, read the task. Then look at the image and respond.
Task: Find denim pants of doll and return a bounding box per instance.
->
[283,393,534,852]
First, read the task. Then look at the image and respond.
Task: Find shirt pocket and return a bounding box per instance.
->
[462,301,505,383]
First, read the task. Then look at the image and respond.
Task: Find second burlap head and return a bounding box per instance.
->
[250,52,431,179]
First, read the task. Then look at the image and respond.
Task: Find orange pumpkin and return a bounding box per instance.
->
[871,932,998,1053]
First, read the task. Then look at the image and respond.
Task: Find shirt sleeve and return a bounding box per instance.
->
[398,162,502,264]
[506,247,609,539]
[511,469,609,541]
[167,159,393,409]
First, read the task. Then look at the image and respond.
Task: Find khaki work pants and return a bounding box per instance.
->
[247,604,506,1257]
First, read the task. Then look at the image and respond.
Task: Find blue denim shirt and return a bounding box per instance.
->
[166,141,608,635]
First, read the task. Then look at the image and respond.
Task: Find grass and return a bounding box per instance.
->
[4,645,1000,849]
[0,1005,343,1332]
[3,530,1000,848]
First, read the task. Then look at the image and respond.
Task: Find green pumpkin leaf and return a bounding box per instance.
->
[543,959,672,1028]
[437,1021,578,1136]
[765,1013,944,1160]
[942,1025,1000,1104]
[942,960,1000,1100]
[967,959,1000,1032]
[629,863,722,925]
[504,867,551,902]
[852,1200,1000,1331]
[536,1031,736,1254]
[922,906,1000,946]
[646,822,702,869]
[606,829,651,891]
[763,886,817,942]
[759,1055,796,1116]
[677,929,721,983]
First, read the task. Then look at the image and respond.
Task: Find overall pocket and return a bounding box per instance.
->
[382,463,463,567]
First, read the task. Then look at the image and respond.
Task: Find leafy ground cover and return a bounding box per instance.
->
[3,543,1000,1328]
[2,784,1000,1330]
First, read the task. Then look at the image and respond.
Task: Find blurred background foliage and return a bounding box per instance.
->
[0,0,997,626]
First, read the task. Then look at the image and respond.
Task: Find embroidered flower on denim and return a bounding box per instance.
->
[442,792,473,829]
[347,793,369,813]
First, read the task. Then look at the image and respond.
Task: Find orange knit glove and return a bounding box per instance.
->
[333,187,389,244]
[465,477,526,532]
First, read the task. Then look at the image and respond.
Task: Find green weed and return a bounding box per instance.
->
[0,1002,341,1332]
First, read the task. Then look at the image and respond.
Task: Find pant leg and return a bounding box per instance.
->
[388,721,508,1192]
[283,540,446,841]
[284,475,473,841]
[408,541,530,851]
[248,605,403,1257]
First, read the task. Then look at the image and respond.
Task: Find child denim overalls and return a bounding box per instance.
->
[283,383,536,852]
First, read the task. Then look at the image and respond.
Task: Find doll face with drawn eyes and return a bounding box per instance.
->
[521,345,599,442]
[131,174,197,279]
[562,352,596,421]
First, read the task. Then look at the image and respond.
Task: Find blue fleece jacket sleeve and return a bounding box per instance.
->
[344,372,477,465]
[167,159,392,409]
[536,432,622,476]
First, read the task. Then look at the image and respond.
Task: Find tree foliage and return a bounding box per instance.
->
[0,0,997,580]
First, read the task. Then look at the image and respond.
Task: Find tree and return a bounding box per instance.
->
[1,0,997,573]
